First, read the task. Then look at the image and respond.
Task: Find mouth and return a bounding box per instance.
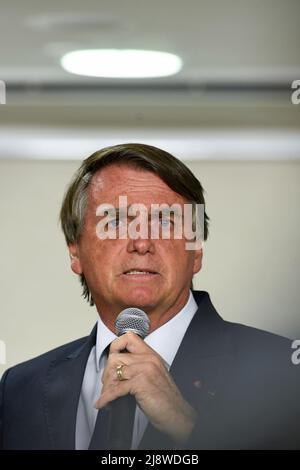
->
[122,268,159,279]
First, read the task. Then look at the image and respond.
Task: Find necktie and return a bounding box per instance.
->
[88,405,112,450]
[88,344,136,450]
[88,344,111,450]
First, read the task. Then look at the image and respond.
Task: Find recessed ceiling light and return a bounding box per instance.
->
[60,49,183,78]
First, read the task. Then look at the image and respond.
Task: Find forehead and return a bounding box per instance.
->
[88,164,186,206]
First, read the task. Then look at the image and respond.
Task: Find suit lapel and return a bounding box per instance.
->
[44,291,232,450]
[138,291,234,449]
[44,325,97,449]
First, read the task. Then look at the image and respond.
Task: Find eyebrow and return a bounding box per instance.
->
[150,206,182,217]
[101,205,183,218]
[102,207,119,216]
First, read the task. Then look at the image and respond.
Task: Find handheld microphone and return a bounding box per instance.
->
[108,307,150,450]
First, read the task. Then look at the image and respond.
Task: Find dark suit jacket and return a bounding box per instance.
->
[1,291,299,450]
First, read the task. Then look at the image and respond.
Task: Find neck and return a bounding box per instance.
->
[96,290,191,334]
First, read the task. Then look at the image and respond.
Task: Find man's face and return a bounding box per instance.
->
[69,164,203,331]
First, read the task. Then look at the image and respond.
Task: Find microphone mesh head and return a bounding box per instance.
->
[115,307,150,339]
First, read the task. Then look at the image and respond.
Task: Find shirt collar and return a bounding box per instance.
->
[95,290,198,372]
[144,290,198,369]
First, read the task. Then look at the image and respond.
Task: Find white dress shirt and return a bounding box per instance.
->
[75,290,198,450]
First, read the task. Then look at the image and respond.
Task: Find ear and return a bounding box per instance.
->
[68,244,83,275]
[192,245,203,275]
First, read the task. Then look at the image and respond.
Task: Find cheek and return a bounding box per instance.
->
[80,239,123,275]
[78,241,103,277]
[81,247,99,268]
[179,249,197,275]
[163,242,194,274]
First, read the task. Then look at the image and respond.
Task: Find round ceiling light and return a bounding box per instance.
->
[60,49,182,78]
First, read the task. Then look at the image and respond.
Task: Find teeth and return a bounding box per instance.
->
[126,270,152,275]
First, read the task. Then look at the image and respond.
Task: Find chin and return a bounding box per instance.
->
[118,288,158,310]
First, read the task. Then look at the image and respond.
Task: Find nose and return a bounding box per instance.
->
[127,236,155,255]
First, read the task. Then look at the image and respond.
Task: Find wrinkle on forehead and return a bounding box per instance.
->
[87,165,185,206]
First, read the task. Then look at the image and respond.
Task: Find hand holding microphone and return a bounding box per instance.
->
[95,307,197,448]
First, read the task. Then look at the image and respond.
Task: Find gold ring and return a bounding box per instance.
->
[116,364,125,381]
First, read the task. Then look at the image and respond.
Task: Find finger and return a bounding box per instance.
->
[102,351,166,384]
[102,360,169,396]
[102,352,145,383]
[96,364,149,410]
[108,362,156,381]
[95,380,130,409]
[109,331,151,354]
[103,362,128,384]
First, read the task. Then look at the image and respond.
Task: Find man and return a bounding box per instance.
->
[0,143,299,450]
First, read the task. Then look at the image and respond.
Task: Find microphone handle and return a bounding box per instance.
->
[107,348,137,450]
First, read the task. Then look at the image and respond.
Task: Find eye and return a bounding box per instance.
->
[160,218,172,227]
[107,217,125,229]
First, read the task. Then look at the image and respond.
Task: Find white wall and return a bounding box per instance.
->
[1,159,300,375]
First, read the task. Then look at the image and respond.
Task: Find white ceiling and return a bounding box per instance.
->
[0,0,299,159]
[1,0,300,84]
